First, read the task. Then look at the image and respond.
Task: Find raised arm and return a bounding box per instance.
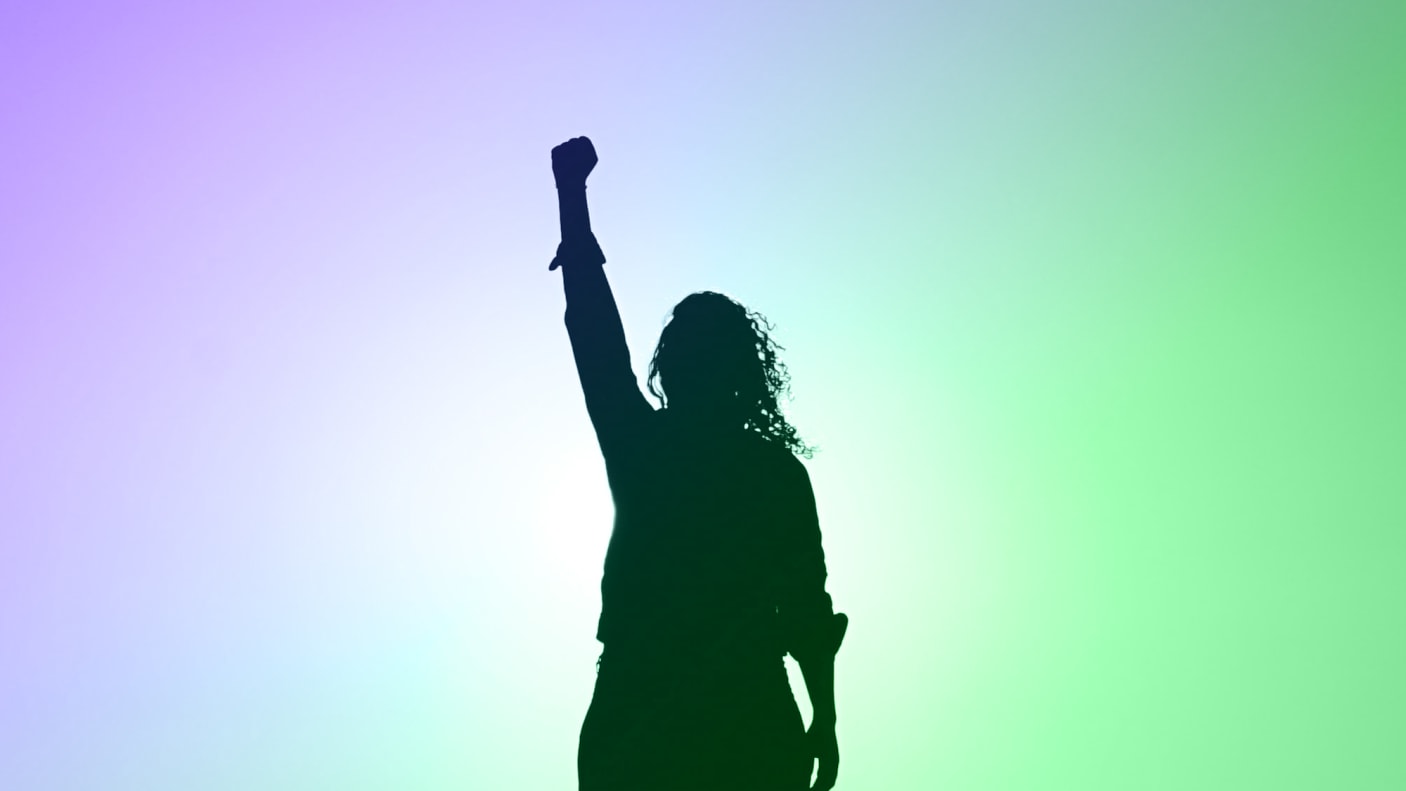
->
[550,137,651,455]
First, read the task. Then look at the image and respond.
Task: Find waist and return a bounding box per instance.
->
[597,642,787,687]
[603,623,784,663]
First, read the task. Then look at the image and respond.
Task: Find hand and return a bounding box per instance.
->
[552,136,597,189]
[807,720,839,790]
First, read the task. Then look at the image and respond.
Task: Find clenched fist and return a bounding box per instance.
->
[552,136,598,190]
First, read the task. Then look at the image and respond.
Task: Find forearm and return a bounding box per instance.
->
[557,185,592,244]
[556,182,617,327]
[554,180,641,432]
[798,654,837,725]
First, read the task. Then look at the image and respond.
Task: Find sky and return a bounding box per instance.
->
[2,1,1403,789]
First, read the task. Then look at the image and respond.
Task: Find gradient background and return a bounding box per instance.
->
[2,2,1402,789]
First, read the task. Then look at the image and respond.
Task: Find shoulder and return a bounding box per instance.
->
[746,433,809,484]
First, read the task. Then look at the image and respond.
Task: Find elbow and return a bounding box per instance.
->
[782,610,848,662]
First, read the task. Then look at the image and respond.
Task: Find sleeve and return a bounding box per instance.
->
[776,458,839,664]
[557,235,653,457]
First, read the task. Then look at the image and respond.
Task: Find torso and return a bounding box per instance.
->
[595,409,795,658]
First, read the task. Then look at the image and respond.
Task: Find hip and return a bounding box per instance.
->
[579,653,808,790]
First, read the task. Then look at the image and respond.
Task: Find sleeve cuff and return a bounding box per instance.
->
[549,233,607,271]
[785,611,848,662]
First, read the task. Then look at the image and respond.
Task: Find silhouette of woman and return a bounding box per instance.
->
[549,137,847,791]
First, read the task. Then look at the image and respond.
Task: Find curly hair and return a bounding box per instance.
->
[647,291,816,458]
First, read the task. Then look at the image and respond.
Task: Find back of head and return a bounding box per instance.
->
[648,291,813,457]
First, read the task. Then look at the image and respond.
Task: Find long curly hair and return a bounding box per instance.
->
[647,291,815,458]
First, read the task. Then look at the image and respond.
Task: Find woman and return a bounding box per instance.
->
[549,136,847,791]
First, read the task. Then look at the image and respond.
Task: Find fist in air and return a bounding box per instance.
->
[552,136,597,189]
